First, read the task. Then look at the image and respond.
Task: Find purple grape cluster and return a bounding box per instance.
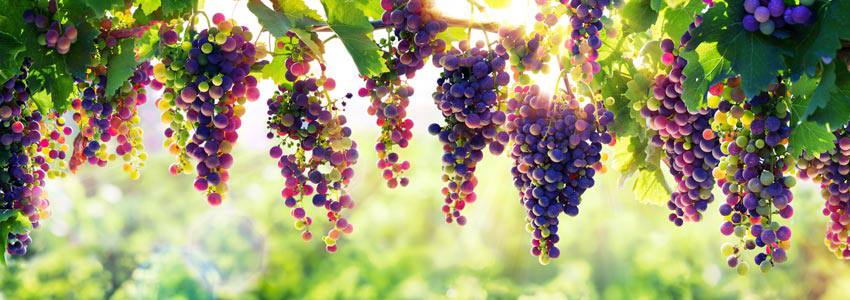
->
[381,0,448,79]
[797,124,850,259]
[506,85,614,265]
[641,34,723,225]
[68,62,152,179]
[157,15,261,205]
[1,61,70,256]
[497,27,550,84]
[564,0,611,82]
[359,77,413,188]
[268,69,358,253]
[428,41,510,225]
[715,81,795,274]
[742,0,813,36]
[22,0,78,54]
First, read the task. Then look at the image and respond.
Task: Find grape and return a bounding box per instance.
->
[797,124,850,260]
[69,62,152,179]
[564,0,611,83]
[153,14,261,205]
[381,0,448,79]
[22,1,78,54]
[741,0,813,36]
[266,45,358,251]
[640,17,720,225]
[1,60,71,256]
[713,78,794,273]
[430,40,510,225]
[506,85,614,264]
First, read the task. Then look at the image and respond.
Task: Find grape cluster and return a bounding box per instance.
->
[69,62,152,179]
[742,0,813,36]
[153,14,261,205]
[381,0,448,78]
[641,34,722,225]
[1,61,71,255]
[797,124,850,259]
[268,79,357,252]
[712,79,795,274]
[497,27,550,84]
[564,0,611,83]
[360,77,414,188]
[429,41,510,225]
[506,85,614,264]
[22,1,78,54]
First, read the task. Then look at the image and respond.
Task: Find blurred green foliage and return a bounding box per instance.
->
[1,135,850,299]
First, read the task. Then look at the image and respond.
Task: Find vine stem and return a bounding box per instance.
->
[310,15,501,34]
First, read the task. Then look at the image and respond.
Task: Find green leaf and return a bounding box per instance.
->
[650,0,703,41]
[789,75,816,126]
[482,0,510,8]
[105,39,139,97]
[436,27,467,46]
[680,42,733,110]
[31,90,53,114]
[802,63,837,122]
[353,0,384,20]
[135,27,161,61]
[321,0,388,76]
[0,210,15,223]
[137,0,162,15]
[650,0,665,11]
[0,31,25,80]
[791,0,850,76]
[632,168,671,206]
[248,0,325,58]
[686,0,787,99]
[85,0,124,17]
[804,62,850,129]
[161,0,194,18]
[46,71,74,113]
[622,0,658,33]
[789,121,836,157]
[261,55,289,85]
[63,21,98,79]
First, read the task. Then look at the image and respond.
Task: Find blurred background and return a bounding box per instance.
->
[3,1,850,299]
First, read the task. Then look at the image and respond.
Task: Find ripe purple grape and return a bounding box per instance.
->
[430,41,510,225]
[506,85,614,264]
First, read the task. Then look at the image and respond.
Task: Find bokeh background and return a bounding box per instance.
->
[3,1,850,299]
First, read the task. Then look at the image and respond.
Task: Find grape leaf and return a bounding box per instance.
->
[614,136,671,206]
[85,0,124,17]
[680,42,733,110]
[135,27,160,61]
[622,0,657,33]
[248,0,325,59]
[482,0,510,9]
[789,121,836,157]
[321,0,388,76]
[801,63,837,122]
[105,39,139,97]
[0,31,24,80]
[31,90,53,114]
[261,55,289,85]
[650,0,665,11]
[650,0,703,41]
[788,75,816,126]
[161,0,193,18]
[45,70,74,113]
[436,27,467,46]
[804,62,850,129]
[791,0,850,77]
[353,0,384,20]
[686,0,788,100]
[137,0,162,15]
